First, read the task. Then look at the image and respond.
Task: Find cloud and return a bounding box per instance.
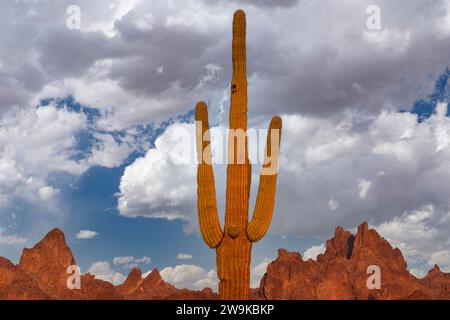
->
[203,0,300,9]
[38,186,59,201]
[76,230,99,240]
[0,104,87,208]
[357,179,372,199]
[0,101,145,216]
[303,244,326,261]
[375,205,450,272]
[118,100,450,275]
[159,264,218,290]
[251,259,270,288]
[410,268,428,279]
[4,0,450,129]
[428,250,450,270]
[87,261,126,285]
[117,122,197,222]
[328,198,339,211]
[159,259,271,290]
[113,256,135,265]
[0,228,27,245]
[177,253,193,260]
[86,133,133,168]
[135,256,151,264]
[113,255,151,266]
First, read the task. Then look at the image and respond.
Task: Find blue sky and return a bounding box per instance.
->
[2,0,450,288]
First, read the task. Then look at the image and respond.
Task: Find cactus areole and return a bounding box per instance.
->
[195,9,282,300]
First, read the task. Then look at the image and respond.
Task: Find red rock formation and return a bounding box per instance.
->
[116,267,144,296]
[421,265,450,299]
[1,224,449,300]
[0,257,49,300]
[258,222,450,300]
[0,228,216,300]
[119,268,217,300]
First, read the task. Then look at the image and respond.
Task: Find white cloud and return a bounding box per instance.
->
[117,122,197,222]
[76,230,99,240]
[86,133,132,168]
[303,244,326,261]
[375,205,450,272]
[38,186,59,201]
[135,256,151,264]
[117,101,450,276]
[113,256,135,265]
[328,198,339,211]
[0,101,147,225]
[357,179,372,199]
[0,105,87,208]
[177,253,193,260]
[87,261,126,285]
[251,259,270,288]
[113,255,151,266]
[151,259,273,290]
[410,267,428,279]
[160,264,218,290]
[428,250,450,270]
[0,227,27,245]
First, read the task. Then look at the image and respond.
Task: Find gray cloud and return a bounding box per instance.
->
[203,0,301,9]
[2,0,450,126]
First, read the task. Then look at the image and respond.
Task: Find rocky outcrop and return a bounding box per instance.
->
[0,229,216,300]
[1,223,448,300]
[258,222,450,300]
[118,268,217,300]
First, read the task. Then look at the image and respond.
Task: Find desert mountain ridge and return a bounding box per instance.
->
[0,222,449,300]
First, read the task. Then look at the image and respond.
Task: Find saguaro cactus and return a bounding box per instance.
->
[195,9,282,300]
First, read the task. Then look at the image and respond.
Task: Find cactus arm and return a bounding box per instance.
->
[195,101,224,248]
[247,116,282,242]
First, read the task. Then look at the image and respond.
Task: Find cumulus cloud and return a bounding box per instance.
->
[375,205,450,272]
[119,101,450,273]
[0,102,143,212]
[177,253,193,260]
[86,133,132,168]
[157,259,270,290]
[428,250,450,270]
[117,122,197,222]
[0,104,87,208]
[113,256,135,265]
[303,244,326,261]
[113,255,151,267]
[251,259,270,288]
[3,0,450,128]
[0,228,27,245]
[38,186,59,201]
[76,230,99,240]
[159,264,218,290]
[357,179,372,199]
[87,261,126,285]
[135,256,151,265]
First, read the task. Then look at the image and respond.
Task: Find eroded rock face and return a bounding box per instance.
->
[0,229,216,300]
[258,222,450,300]
[118,268,218,300]
[1,224,449,300]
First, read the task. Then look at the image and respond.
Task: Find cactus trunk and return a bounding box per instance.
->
[195,9,282,300]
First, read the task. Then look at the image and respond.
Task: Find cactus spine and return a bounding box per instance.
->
[195,9,282,300]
